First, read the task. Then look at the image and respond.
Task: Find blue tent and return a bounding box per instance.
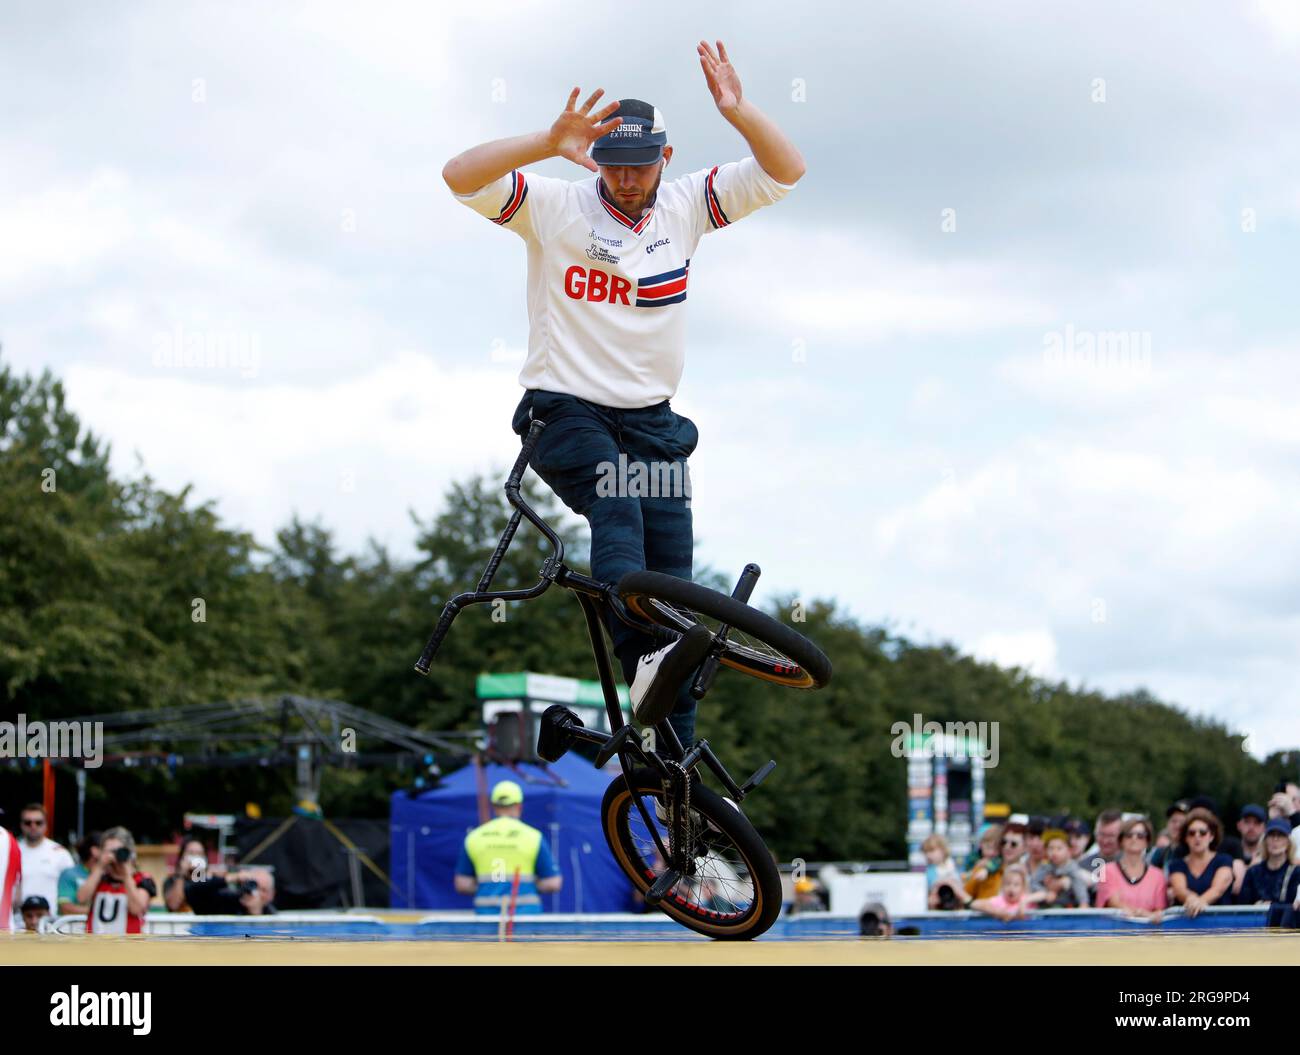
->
[389,753,639,913]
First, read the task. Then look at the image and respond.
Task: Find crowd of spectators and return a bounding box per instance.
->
[923,782,1300,925]
[2,806,276,934]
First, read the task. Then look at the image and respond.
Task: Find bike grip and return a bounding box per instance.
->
[506,419,547,491]
[414,602,459,675]
[690,654,722,700]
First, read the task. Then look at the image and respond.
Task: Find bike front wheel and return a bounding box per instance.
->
[601,768,784,940]
[616,570,832,689]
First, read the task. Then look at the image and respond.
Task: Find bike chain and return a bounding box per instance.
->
[662,760,696,873]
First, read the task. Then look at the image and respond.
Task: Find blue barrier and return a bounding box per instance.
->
[50,905,1280,941]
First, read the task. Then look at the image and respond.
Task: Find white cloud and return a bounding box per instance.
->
[0,169,134,290]
[697,226,1058,343]
[63,354,529,555]
[972,629,1059,677]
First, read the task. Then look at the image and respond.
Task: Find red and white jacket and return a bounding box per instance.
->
[0,829,20,932]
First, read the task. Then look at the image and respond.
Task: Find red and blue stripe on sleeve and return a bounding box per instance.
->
[704,166,731,229]
[493,170,528,225]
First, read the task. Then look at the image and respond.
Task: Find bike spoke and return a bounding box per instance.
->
[642,599,804,669]
[624,791,758,921]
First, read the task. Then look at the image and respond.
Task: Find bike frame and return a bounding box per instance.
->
[415,420,776,867]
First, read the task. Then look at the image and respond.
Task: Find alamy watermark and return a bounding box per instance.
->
[0,715,104,769]
[890,713,999,769]
[595,454,691,503]
[152,325,261,379]
[1042,324,1152,374]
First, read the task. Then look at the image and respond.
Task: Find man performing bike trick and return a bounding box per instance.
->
[443,40,806,750]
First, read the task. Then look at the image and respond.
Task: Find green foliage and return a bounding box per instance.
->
[0,355,1290,850]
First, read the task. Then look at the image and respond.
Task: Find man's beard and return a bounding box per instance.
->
[609,165,663,218]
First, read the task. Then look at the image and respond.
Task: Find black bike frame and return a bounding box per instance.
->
[414,420,774,866]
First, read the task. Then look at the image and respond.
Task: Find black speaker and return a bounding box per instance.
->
[487,709,534,762]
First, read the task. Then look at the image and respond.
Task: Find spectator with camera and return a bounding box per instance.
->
[77,827,156,934]
[183,865,276,915]
[163,837,212,913]
[56,830,102,916]
[1167,807,1234,917]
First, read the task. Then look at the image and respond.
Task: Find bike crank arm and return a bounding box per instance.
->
[689,562,760,700]
[644,867,682,907]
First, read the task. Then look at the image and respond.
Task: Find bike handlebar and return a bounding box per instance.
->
[507,419,546,494]
[414,418,558,677]
[414,601,459,675]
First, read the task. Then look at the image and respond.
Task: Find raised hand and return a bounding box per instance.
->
[548,87,623,172]
[698,39,742,113]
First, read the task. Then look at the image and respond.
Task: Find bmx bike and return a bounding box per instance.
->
[414,419,832,939]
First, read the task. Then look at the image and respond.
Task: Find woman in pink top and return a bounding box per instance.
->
[1095,816,1167,921]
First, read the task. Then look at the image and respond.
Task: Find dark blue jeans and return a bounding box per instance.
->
[512,388,699,748]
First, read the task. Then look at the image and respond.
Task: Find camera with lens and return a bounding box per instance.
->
[113,846,132,863]
[936,883,960,910]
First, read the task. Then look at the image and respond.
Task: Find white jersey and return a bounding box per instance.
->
[17,836,73,915]
[454,156,794,409]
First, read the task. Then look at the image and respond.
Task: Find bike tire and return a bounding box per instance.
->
[616,570,832,689]
[601,768,783,940]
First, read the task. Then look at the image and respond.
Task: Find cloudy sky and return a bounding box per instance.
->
[4,1,1298,753]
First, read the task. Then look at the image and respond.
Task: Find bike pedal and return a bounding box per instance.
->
[537,705,582,763]
[739,759,776,796]
[593,725,637,769]
[645,868,681,907]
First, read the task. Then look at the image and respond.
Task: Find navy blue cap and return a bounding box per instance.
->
[1240,803,1267,822]
[591,99,667,167]
[1265,817,1293,837]
[21,895,50,912]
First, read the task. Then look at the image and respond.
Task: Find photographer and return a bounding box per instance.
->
[77,827,156,934]
[183,866,276,916]
[163,837,211,913]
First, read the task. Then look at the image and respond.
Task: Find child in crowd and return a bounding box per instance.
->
[923,833,965,910]
[963,824,1004,901]
[1030,829,1090,908]
[971,863,1033,921]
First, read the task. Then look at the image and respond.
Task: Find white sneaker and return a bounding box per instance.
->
[630,624,713,725]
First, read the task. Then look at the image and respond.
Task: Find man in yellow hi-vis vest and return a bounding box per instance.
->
[454,781,562,914]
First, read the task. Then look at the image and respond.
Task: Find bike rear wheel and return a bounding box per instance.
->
[616,570,832,689]
[601,768,783,940]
